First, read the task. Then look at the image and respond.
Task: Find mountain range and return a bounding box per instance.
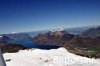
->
[0,25,100,58]
[33,26,100,58]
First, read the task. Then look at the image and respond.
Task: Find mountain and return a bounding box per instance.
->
[33,29,100,47]
[0,33,33,47]
[21,25,100,38]
[0,36,11,43]
[66,35,100,50]
[81,27,100,37]
[64,27,88,35]
[33,30,75,46]
[33,28,100,58]
[24,30,49,37]
[64,25,100,35]
[1,33,31,39]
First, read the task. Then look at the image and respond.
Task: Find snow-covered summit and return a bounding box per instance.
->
[0,36,3,38]
[9,32,17,34]
[50,28,64,32]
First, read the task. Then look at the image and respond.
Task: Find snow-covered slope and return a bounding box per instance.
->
[3,48,100,66]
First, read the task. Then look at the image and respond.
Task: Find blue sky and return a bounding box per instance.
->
[0,0,100,33]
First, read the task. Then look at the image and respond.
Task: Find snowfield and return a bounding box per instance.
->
[3,47,100,66]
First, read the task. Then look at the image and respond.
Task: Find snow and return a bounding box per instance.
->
[9,32,17,34]
[50,28,64,32]
[0,36,2,38]
[3,47,100,66]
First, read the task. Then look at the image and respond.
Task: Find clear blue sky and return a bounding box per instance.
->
[0,0,100,33]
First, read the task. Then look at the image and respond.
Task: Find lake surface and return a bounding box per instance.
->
[9,38,61,50]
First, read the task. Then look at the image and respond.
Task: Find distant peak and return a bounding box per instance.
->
[0,36,2,38]
[50,28,64,32]
[10,32,17,34]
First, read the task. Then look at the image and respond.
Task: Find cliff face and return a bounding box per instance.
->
[33,31,75,46]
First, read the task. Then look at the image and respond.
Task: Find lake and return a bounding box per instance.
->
[8,38,61,50]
